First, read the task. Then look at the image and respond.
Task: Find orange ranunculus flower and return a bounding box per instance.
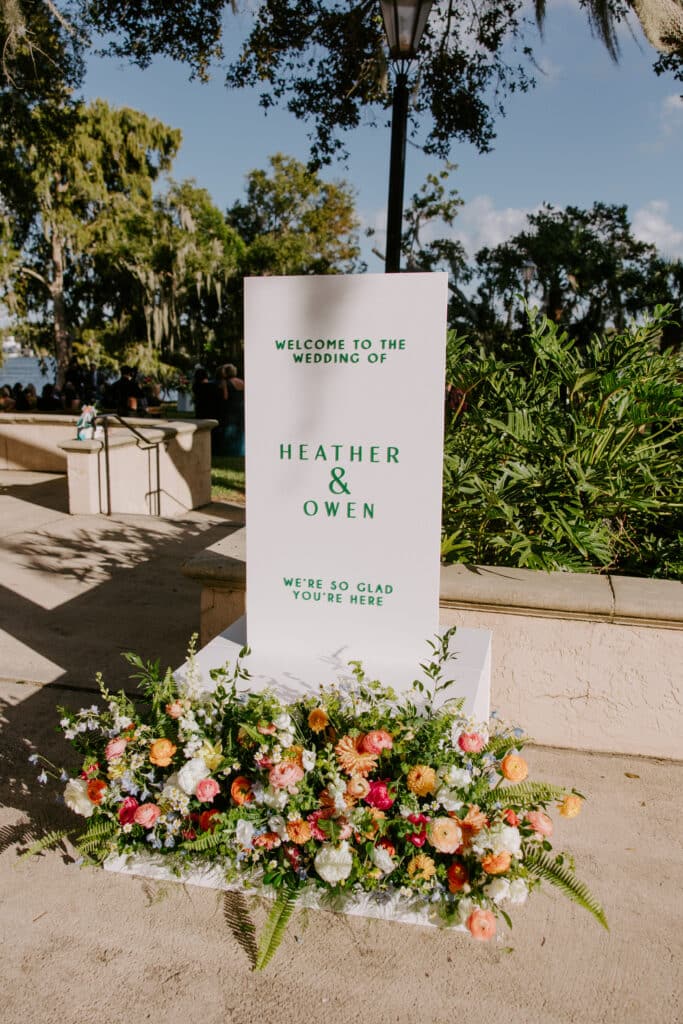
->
[406,765,437,797]
[308,708,329,732]
[406,853,436,882]
[558,794,583,818]
[467,908,497,941]
[345,775,370,804]
[501,754,528,782]
[481,850,512,875]
[447,860,468,893]
[86,778,107,804]
[457,804,488,836]
[286,818,312,844]
[149,738,177,767]
[428,817,463,854]
[254,831,280,850]
[335,735,378,776]
[230,775,254,804]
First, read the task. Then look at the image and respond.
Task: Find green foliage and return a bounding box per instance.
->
[442,308,683,577]
[18,828,72,859]
[254,884,300,971]
[488,781,568,808]
[525,848,609,930]
[75,818,119,863]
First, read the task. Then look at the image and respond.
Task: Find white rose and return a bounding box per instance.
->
[370,844,395,875]
[484,878,511,904]
[314,841,354,884]
[63,778,94,818]
[508,879,528,904]
[435,786,463,813]
[235,819,255,849]
[440,765,471,789]
[302,749,316,771]
[177,757,210,795]
[273,712,292,731]
[473,824,522,859]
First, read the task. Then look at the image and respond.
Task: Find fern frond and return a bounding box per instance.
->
[491,781,567,806]
[484,734,526,758]
[525,848,608,930]
[181,829,226,853]
[254,885,299,971]
[75,819,118,859]
[18,828,72,859]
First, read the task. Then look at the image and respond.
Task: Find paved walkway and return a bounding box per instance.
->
[0,471,681,1024]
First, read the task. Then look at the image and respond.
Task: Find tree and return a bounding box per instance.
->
[0,97,180,381]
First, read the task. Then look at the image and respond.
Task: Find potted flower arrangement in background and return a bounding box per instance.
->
[27,630,607,969]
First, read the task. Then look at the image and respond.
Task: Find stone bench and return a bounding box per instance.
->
[181,530,683,761]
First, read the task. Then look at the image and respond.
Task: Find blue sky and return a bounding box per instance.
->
[83,1,683,266]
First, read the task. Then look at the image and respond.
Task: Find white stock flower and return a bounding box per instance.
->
[314,841,354,884]
[235,819,255,849]
[177,757,211,796]
[508,879,528,904]
[278,731,295,749]
[327,778,348,814]
[370,844,395,875]
[273,712,292,731]
[302,748,316,771]
[262,786,288,811]
[113,714,133,732]
[63,778,94,818]
[439,765,471,789]
[484,878,511,904]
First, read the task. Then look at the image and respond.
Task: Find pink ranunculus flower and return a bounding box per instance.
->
[428,816,463,854]
[364,780,395,811]
[360,730,393,755]
[196,777,220,804]
[457,732,486,754]
[467,908,497,941]
[134,802,161,829]
[105,737,127,762]
[526,811,554,837]
[165,701,185,720]
[269,761,304,791]
[118,796,139,825]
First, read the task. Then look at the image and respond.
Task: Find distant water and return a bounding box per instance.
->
[0,356,56,392]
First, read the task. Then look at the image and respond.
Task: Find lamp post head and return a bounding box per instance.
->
[380,0,434,60]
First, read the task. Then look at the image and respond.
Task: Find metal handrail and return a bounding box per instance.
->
[95,413,166,516]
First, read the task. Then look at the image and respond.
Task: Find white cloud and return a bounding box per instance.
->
[660,94,683,137]
[632,200,683,259]
[452,196,536,256]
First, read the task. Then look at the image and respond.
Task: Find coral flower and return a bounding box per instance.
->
[86,778,107,804]
[149,738,177,767]
[307,708,329,732]
[345,775,370,804]
[428,817,463,854]
[503,808,521,827]
[286,818,313,844]
[501,754,528,782]
[447,860,469,893]
[196,778,220,804]
[481,851,512,875]
[406,765,437,797]
[526,811,554,837]
[467,909,497,941]
[457,732,485,754]
[230,775,254,804]
[165,701,185,720]
[558,795,583,819]
[254,832,280,850]
[134,803,161,829]
[335,735,378,776]
[407,854,437,882]
[458,804,488,836]
[269,760,304,791]
[360,730,393,755]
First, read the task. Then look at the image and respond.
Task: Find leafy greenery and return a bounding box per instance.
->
[525,848,609,930]
[442,308,683,578]
[254,884,301,971]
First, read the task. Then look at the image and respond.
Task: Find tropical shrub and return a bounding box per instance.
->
[442,307,682,578]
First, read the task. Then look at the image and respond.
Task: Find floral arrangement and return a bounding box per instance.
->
[29,631,606,969]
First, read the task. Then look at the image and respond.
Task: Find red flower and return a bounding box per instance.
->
[406,813,429,847]
[283,845,302,871]
[86,778,107,804]
[199,809,220,832]
[364,780,395,811]
[118,796,139,825]
[446,860,469,893]
[503,808,520,826]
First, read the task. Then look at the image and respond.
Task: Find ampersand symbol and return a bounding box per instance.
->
[329,466,351,495]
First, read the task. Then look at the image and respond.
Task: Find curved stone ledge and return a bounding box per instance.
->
[181,532,682,760]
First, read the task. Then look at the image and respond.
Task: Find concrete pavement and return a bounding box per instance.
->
[0,470,681,1024]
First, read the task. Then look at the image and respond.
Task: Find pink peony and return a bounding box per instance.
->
[526,811,554,837]
[457,732,486,754]
[134,802,161,829]
[105,737,127,762]
[364,780,395,811]
[196,777,220,803]
[118,796,139,825]
[360,730,393,755]
[269,761,304,791]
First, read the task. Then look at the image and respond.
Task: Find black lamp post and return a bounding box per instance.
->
[380,0,434,273]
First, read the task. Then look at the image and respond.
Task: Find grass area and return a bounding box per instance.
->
[211,455,245,504]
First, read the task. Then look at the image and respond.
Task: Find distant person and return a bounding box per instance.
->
[192,366,216,419]
[65,356,85,402]
[38,383,62,412]
[84,362,105,404]
[0,385,16,411]
[114,365,144,417]
[215,363,245,456]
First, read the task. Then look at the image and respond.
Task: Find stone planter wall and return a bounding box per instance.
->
[182,530,683,760]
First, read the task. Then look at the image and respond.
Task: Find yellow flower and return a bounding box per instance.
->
[308,708,329,732]
[200,739,223,772]
[107,762,125,780]
[558,794,583,818]
[407,854,436,882]
[406,765,437,797]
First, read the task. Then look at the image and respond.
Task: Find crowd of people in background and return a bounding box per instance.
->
[0,355,246,457]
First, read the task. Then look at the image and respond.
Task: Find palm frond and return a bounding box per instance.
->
[254,884,300,971]
[525,848,608,929]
